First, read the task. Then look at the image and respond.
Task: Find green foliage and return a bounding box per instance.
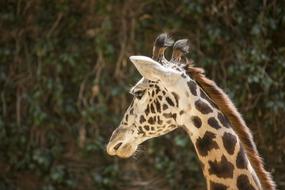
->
[0,0,285,189]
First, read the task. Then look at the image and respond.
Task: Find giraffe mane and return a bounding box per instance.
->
[184,62,276,190]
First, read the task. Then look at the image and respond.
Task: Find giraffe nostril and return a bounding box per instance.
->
[113,142,123,151]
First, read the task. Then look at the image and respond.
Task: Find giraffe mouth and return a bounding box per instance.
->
[106,141,137,158]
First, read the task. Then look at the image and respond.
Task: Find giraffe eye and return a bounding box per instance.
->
[132,90,145,100]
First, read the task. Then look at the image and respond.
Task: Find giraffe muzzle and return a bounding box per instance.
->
[106,141,136,158]
[106,127,138,158]
[106,141,123,155]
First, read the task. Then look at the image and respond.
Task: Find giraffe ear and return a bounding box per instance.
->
[129,55,180,83]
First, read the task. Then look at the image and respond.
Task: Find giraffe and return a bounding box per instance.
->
[106,33,276,190]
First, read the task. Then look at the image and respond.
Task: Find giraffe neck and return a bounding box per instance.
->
[179,94,262,190]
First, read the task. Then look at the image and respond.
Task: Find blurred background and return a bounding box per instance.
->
[1,0,285,189]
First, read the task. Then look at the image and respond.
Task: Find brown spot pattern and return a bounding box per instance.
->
[236,146,248,169]
[208,117,222,129]
[154,100,161,113]
[217,113,230,128]
[157,116,163,125]
[166,97,175,106]
[138,126,145,136]
[191,116,202,128]
[171,92,179,107]
[145,105,150,116]
[186,64,276,190]
[196,131,219,157]
[148,117,155,124]
[237,174,256,190]
[200,90,217,108]
[222,132,237,155]
[150,103,155,113]
[163,113,176,120]
[144,125,150,130]
[195,100,213,114]
[209,181,228,190]
[140,115,146,124]
[155,85,160,94]
[208,155,234,179]
[162,104,168,110]
[187,80,197,96]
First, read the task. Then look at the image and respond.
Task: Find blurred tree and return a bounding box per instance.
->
[0,0,284,189]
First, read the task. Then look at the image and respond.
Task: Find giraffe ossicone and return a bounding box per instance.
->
[106,33,276,190]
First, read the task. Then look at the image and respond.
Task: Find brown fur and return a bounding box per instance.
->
[185,63,276,190]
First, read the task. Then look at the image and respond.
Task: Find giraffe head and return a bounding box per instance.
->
[106,34,194,158]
